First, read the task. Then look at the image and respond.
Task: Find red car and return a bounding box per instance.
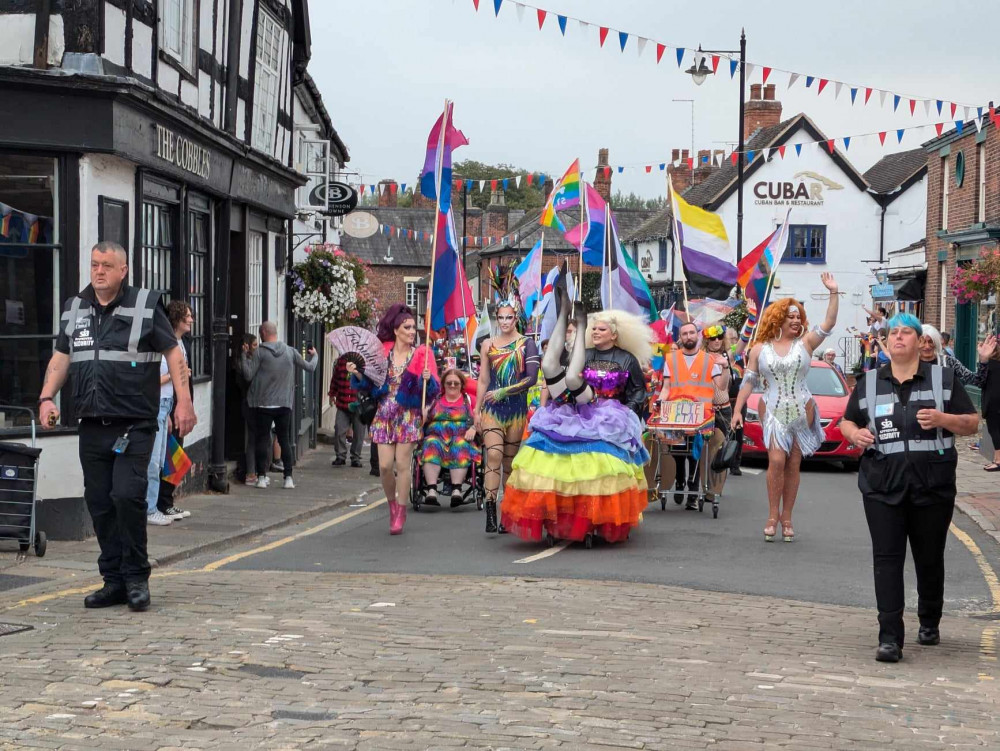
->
[741,360,862,467]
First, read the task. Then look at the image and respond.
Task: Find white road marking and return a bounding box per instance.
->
[514,541,571,564]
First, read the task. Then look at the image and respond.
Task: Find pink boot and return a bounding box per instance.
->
[389,501,405,535]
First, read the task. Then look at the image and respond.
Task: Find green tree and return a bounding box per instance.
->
[612,191,668,210]
[452,160,547,211]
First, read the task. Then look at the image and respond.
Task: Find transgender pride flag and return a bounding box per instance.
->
[419,101,469,214]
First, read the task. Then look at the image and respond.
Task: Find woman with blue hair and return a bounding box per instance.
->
[840,313,979,663]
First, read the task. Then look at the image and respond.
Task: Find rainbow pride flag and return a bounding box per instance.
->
[162,434,193,485]
[540,159,581,232]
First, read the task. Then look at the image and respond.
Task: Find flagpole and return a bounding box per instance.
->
[423,98,450,411]
[578,174,585,304]
[747,212,792,345]
[604,201,613,310]
[533,234,545,339]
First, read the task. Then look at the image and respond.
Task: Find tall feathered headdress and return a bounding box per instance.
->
[488,262,526,332]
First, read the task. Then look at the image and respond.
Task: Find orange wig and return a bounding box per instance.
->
[754,298,809,344]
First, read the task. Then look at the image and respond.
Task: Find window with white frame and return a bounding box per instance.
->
[252,10,282,153]
[248,232,264,335]
[159,0,196,74]
[979,143,987,224]
[405,279,418,309]
[941,155,949,231]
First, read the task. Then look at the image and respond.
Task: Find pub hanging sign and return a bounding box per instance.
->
[155,124,211,180]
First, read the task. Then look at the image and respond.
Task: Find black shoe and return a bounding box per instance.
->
[126,581,150,612]
[875,642,902,662]
[498,523,509,535]
[730,466,743,476]
[351,460,363,468]
[332,458,346,466]
[685,500,698,510]
[918,627,940,646]
[450,488,465,508]
[370,467,380,477]
[84,584,127,609]
[485,500,498,534]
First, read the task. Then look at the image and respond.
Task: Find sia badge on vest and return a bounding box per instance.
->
[878,416,901,442]
[73,316,94,349]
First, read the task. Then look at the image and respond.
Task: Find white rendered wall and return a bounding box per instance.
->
[103,4,126,67]
[77,154,137,281]
[882,175,927,255]
[0,14,64,66]
[132,21,153,79]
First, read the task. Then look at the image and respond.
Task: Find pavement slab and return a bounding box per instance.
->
[0,571,998,750]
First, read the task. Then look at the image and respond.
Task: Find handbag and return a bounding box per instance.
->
[711,429,740,473]
[355,393,379,426]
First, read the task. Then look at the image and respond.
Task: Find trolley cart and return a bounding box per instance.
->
[0,406,46,556]
[647,400,724,519]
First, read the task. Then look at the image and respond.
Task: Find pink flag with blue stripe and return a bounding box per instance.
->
[420,102,469,214]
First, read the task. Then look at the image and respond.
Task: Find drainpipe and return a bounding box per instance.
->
[223,0,243,135]
[208,199,233,493]
[879,201,887,265]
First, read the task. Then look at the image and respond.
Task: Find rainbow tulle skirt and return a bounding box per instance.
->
[501,399,649,543]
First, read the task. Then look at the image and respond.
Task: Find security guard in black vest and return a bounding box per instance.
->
[840,314,978,663]
[38,241,197,611]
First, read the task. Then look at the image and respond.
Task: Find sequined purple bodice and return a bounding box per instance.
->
[583,365,630,400]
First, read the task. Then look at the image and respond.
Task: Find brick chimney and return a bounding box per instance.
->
[691,150,714,186]
[744,83,782,141]
[378,179,398,208]
[543,177,554,205]
[411,174,435,209]
[594,147,612,202]
[667,148,692,193]
[486,188,509,240]
[464,204,483,248]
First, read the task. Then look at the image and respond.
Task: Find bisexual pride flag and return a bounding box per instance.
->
[419,101,469,214]
[162,434,192,486]
[429,208,476,331]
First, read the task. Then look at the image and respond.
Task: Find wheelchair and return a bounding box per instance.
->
[409,440,485,513]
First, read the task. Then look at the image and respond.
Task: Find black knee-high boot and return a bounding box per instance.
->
[485,500,498,534]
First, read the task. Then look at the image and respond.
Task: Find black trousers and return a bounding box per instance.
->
[863,496,954,647]
[78,419,155,586]
[253,407,293,479]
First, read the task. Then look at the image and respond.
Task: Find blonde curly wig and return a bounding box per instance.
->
[585,309,655,368]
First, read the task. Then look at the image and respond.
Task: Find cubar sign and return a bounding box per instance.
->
[155,124,211,180]
[752,171,843,207]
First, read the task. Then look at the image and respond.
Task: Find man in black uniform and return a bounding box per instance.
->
[38,241,196,611]
[840,314,978,662]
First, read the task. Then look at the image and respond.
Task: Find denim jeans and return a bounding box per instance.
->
[146,396,174,514]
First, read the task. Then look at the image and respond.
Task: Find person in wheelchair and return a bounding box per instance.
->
[421,368,481,507]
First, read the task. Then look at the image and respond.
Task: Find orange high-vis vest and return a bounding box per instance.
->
[666,349,716,420]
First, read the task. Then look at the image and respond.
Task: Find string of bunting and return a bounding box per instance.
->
[376,220,519,249]
[355,108,998,195]
[464,0,993,116]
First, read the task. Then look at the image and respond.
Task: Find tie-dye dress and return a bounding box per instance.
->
[422,396,481,469]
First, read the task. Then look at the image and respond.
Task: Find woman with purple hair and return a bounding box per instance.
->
[348,303,439,535]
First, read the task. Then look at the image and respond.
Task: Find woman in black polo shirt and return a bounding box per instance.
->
[840,313,979,663]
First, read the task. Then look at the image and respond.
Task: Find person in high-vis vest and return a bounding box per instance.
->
[38,242,196,612]
[840,313,978,663]
[657,321,729,510]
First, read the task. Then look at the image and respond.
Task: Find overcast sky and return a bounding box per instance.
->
[309,0,999,198]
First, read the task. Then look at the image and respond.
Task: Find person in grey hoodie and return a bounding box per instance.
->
[239,321,318,489]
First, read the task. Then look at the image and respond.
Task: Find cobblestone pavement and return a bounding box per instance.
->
[1,570,998,750]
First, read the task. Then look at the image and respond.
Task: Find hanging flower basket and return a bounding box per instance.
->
[289,245,380,330]
[952,248,1000,304]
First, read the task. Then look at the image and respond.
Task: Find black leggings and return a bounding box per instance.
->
[862,497,954,647]
[254,407,294,479]
[985,412,1000,449]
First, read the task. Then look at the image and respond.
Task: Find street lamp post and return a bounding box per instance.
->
[685,30,747,264]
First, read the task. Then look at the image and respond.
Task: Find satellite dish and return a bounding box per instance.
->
[343,211,379,239]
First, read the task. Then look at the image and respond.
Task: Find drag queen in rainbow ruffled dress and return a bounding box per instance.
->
[502,288,652,544]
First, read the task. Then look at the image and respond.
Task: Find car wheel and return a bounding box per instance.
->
[842,459,860,472]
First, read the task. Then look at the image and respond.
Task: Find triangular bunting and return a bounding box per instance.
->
[617,166,624,174]
[603,167,612,178]
[806,75,814,88]
[746,150,755,162]
[955,120,964,135]
[745,63,756,80]
[834,81,842,100]
[879,90,888,107]
[618,31,628,52]
[472,0,479,9]
[659,162,665,171]
[401,183,407,193]
[864,87,873,105]
[656,43,665,63]
[730,59,738,78]
[515,175,521,188]
[493,0,502,16]
[818,78,828,94]
[788,72,800,88]
[514,3,524,23]
[950,102,957,118]
[536,8,545,28]
[526,174,534,186]
[794,143,802,157]
[762,147,771,161]
[843,136,851,150]
[676,47,685,67]
[923,99,932,117]
[599,26,609,47]
[645,165,652,174]
[637,37,648,57]
[502,178,509,190]
[878,131,886,145]
[686,158,693,170]
[936,100,943,115]
[711,55,720,73]
[896,129,905,143]
[909,99,916,116]
[490,179,497,191]
[965,106,972,121]
[778,145,786,158]
[935,122,944,137]
[479,180,486,191]
[975,116,984,132]
[893,94,901,111]
[825,139,835,154]
[762,66,771,84]
[730,152,738,165]
[850,87,858,104]
[557,14,567,35]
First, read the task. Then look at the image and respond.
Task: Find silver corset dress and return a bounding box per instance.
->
[757,339,825,456]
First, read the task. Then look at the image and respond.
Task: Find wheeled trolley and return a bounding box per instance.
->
[647,400,728,519]
[0,406,46,556]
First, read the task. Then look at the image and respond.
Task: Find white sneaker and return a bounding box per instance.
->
[147,511,172,526]
[255,476,269,489]
[283,477,295,490]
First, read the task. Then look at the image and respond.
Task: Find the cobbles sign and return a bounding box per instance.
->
[155,124,211,180]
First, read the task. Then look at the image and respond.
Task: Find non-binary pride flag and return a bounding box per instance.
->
[430,208,476,331]
[738,208,792,311]
[419,101,469,214]
[540,159,582,232]
[162,434,193,485]
[669,180,737,299]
